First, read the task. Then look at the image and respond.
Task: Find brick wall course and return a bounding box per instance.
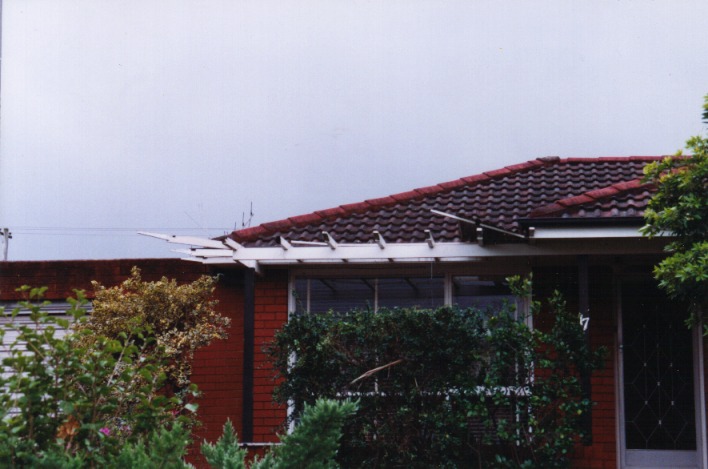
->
[251,272,289,443]
[534,265,618,468]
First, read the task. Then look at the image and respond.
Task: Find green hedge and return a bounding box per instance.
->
[268,278,605,468]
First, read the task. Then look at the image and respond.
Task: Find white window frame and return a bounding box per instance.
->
[289,263,530,317]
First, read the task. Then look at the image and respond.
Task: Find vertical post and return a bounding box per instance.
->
[0,0,3,145]
[2,228,9,261]
[578,255,592,445]
[242,268,255,442]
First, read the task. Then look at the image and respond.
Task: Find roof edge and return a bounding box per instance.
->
[230,157,568,242]
[230,156,665,243]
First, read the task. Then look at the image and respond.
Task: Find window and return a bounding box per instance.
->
[291,273,525,322]
[451,276,515,311]
[293,276,445,314]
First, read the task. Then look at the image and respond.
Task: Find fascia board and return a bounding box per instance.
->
[530,226,649,240]
[177,239,667,266]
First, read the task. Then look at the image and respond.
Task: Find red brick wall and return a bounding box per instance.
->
[0,259,209,301]
[534,265,618,469]
[252,271,289,442]
[190,271,245,444]
[572,267,618,469]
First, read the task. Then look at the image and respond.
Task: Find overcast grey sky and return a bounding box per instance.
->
[1,0,707,260]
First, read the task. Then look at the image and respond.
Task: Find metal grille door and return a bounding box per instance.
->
[621,282,697,459]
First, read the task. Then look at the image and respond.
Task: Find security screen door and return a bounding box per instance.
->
[619,281,702,468]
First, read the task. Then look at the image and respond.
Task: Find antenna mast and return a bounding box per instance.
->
[2,228,10,261]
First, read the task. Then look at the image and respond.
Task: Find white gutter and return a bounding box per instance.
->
[529,226,647,240]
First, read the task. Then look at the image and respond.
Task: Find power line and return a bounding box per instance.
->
[11,226,232,232]
[9,227,233,238]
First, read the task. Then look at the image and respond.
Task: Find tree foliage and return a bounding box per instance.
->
[201,400,357,469]
[642,95,708,320]
[81,267,230,389]
[201,419,247,469]
[253,399,358,469]
[268,277,605,468]
[0,287,199,467]
[1,273,357,468]
[1,284,352,468]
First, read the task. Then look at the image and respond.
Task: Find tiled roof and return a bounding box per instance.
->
[527,179,655,220]
[228,156,664,247]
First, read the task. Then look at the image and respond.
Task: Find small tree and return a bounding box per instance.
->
[642,94,708,323]
[81,267,230,389]
[201,399,358,469]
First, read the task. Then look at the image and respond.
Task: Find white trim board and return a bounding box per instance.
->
[142,234,667,268]
[530,226,650,240]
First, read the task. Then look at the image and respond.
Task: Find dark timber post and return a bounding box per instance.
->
[578,255,592,445]
[242,268,255,442]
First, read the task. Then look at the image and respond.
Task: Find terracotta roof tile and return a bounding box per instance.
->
[584,186,620,200]
[483,167,513,178]
[461,174,489,183]
[414,184,445,196]
[530,179,655,219]
[338,201,370,213]
[261,219,294,231]
[558,195,595,207]
[365,196,397,207]
[230,226,268,242]
[315,207,347,218]
[232,157,663,246]
[288,213,323,225]
[438,179,468,190]
[390,190,423,202]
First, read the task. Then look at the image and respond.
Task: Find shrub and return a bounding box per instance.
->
[81,267,230,390]
[268,277,605,468]
[202,399,357,469]
[0,286,201,466]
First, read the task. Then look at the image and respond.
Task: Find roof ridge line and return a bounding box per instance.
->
[560,156,668,163]
[528,178,655,218]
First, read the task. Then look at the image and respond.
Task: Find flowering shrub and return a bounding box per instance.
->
[0,272,227,467]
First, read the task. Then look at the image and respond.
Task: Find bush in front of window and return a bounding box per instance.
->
[268,277,606,468]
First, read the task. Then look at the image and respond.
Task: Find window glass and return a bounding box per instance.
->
[294,278,373,314]
[452,276,515,312]
[377,277,444,310]
[293,275,518,316]
[293,276,444,314]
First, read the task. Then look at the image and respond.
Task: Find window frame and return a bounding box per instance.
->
[288,262,531,323]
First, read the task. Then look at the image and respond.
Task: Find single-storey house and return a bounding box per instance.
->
[1,156,704,468]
